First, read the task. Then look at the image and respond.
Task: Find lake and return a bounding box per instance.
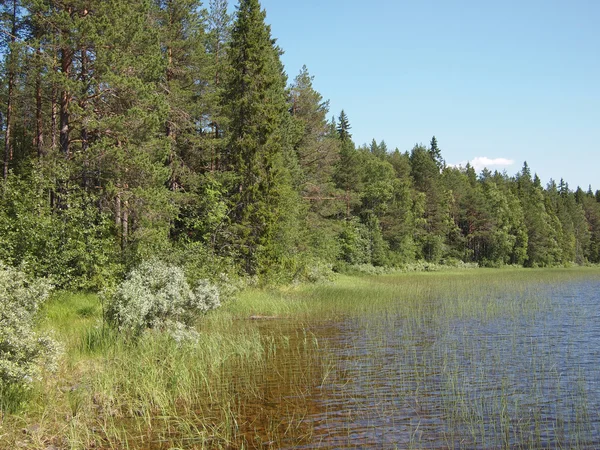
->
[231,272,600,449]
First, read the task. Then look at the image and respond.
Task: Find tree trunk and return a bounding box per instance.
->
[80,47,89,187]
[122,199,129,250]
[35,47,44,158]
[166,44,176,190]
[115,192,121,228]
[3,0,17,179]
[51,58,58,151]
[60,45,72,157]
[165,1,176,190]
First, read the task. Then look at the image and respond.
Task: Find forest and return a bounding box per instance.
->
[0,0,599,291]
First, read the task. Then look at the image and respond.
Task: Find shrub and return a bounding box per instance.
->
[338,219,371,265]
[105,260,220,338]
[0,264,59,398]
[0,174,122,291]
[298,259,335,283]
[334,263,394,276]
[191,279,222,313]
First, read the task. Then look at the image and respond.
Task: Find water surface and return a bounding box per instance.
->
[237,277,600,449]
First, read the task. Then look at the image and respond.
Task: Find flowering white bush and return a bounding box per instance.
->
[191,279,221,313]
[106,260,220,337]
[0,264,59,391]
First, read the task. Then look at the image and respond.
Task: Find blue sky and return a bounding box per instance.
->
[234,1,599,190]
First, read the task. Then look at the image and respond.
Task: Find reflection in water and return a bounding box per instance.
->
[236,279,600,449]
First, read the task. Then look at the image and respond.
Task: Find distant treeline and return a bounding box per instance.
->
[0,0,598,288]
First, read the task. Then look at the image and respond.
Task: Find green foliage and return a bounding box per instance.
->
[0,168,122,290]
[220,0,296,275]
[581,194,600,263]
[516,165,562,267]
[359,152,395,217]
[368,217,390,266]
[0,263,59,403]
[410,144,454,262]
[337,110,352,142]
[105,260,220,338]
[0,0,596,292]
[429,135,444,169]
[334,141,361,198]
[338,218,371,265]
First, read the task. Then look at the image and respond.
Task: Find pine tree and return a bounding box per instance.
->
[153,0,207,190]
[289,66,339,204]
[67,0,171,259]
[0,0,29,178]
[204,0,231,169]
[1,0,16,178]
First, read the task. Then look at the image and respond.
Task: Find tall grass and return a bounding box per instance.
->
[2,267,599,448]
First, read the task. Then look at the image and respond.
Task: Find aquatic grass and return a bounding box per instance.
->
[3,303,332,448]
[3,267,600,448]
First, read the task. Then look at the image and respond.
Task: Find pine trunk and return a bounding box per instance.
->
[51,55,58,151]
[60,46,72,157]
[35,48,44,158]
[3,0,17,179]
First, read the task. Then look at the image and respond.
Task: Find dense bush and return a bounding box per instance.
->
[338,219,371,265]
[334,260,480,276]
[160,241,244,300]
[0,264,59,396]
[401,261,479,272]
[105,260,221,338]
[0,173,122,291]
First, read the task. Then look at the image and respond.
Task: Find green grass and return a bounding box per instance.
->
[228,267,600,323]
[2,266,600,449]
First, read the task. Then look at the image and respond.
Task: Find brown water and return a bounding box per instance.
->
[232,279,600,449]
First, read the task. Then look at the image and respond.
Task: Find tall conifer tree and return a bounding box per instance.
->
[221,0,291,274]
[154,0,206,190]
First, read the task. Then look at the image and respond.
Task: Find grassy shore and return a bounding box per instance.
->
[1,267,600,449]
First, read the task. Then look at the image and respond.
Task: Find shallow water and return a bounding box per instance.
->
[239,278,600,449]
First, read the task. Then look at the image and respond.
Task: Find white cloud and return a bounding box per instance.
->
[449,157,515,172]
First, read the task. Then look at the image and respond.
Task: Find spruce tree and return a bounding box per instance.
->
[221,0,292,275]
[410,144,452,261]
[337,109,351,142]
[429,135,444,169]
[516,163,562,266]
[333,110,361,218]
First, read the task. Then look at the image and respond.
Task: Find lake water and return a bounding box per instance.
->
[237,277,600,449]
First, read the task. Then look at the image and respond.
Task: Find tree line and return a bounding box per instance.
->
[0,0,598,289]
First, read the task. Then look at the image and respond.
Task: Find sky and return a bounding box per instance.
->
[229,0,600,190]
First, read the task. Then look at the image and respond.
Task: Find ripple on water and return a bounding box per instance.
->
[243,278,600,449]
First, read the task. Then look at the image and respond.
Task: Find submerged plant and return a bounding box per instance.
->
[105,260,220,338]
